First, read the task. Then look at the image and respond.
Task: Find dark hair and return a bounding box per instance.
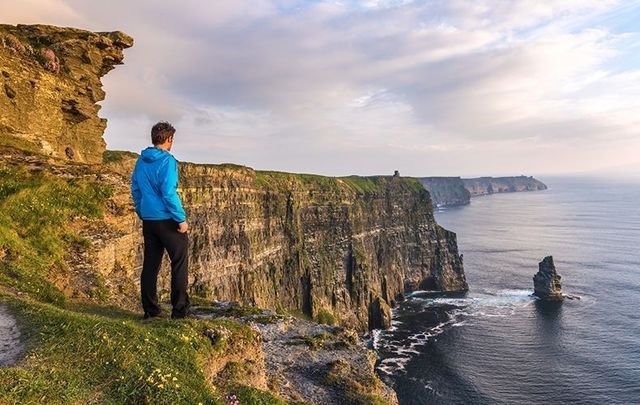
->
[151,121,176,145]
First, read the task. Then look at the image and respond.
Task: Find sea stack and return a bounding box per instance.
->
[533,256,564,301]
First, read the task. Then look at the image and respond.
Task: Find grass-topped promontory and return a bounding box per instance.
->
[0,163,285,404]
[0,296,282,404]
[255,169,426,196]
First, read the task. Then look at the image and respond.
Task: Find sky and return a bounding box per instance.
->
[4,0,640,177]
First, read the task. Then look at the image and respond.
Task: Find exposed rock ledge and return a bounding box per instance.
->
[194,302,398,404]
[0,24,133,164]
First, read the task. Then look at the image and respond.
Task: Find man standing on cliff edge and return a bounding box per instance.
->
[130,122,190,319]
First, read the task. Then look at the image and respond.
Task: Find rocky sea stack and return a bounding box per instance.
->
[533,256,564,301]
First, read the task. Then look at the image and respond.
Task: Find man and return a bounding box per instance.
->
[130,122,190,319]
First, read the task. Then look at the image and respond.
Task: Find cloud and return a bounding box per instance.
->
[3,0,640,176]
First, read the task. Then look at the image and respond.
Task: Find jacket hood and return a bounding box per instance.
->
[140,147,170,163]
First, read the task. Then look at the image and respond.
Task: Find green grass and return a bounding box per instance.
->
[0,164,289,403]
[254,169,426,201]
[0,295,276,404]
[322,359,389,405]
[0,166,111,303]
[232,385,286,405]
[315,307,337,326]
[102,149,139,164]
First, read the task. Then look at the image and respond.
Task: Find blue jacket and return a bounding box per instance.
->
[130,147,187,223]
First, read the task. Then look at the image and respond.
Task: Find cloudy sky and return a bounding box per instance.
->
[5,1,640,176]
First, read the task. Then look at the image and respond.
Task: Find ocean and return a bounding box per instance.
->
[374,176,640,404]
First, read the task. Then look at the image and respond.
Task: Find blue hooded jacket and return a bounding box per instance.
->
[130,147,187,223]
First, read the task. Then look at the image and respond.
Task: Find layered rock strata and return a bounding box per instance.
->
[91,157,468,331]
[462,176,547,197]
[0,24,133,164]
[418,177,470,207]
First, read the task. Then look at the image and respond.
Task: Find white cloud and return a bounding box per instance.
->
[3,0,640,176]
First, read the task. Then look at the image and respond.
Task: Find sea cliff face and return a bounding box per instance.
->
[418,177,471,207]
[419,175,547,207]
[94,156,468,331]
[462,176,547,197]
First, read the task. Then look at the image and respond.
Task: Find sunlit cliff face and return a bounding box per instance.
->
[5,0,640,175]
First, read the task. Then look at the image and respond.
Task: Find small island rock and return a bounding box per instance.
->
[533,256,564,301]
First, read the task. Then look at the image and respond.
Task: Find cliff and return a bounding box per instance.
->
[89,152,468,331]
[418,177,471,207]
[462,176,547,197]
[419,175,547,207]
[0,25,466,333]
[0,24,133,164]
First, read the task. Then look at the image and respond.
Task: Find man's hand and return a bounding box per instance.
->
[177,221,189,233]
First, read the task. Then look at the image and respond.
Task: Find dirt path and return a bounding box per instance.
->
[0,305,22,366]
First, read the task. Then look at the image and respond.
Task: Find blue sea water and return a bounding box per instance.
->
[375,176,640,405]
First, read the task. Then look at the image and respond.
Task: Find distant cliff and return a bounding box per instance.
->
[462,176,547,197]
[418,177,470,207]
[419,176,547,207]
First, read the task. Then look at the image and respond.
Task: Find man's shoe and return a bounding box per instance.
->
[171,310,197,320]
[142,311,166,320]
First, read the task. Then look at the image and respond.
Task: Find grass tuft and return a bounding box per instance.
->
[0,166,111,303]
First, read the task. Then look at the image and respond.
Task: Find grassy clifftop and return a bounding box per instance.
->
[0,149,405,404]
[0,297,274,404]
[106,149,426,198]
[0,157,284,404]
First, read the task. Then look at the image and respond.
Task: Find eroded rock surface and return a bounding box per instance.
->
[0,24,132,163]
[258,315,398,404]
[194,302,397,404]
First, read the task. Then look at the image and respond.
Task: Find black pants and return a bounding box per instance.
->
[141,219,190,318]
